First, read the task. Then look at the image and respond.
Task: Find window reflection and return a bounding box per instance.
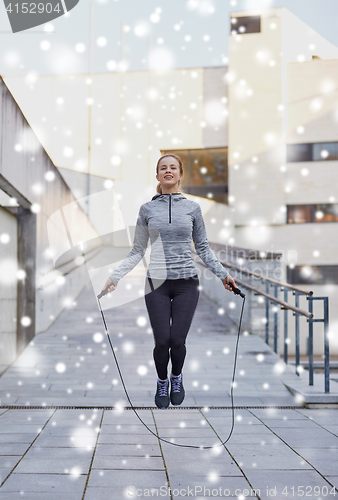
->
[287,142,338,162]
[161,148,228,204]
[287,204,338,223]
[230,16,261,35]
[287,265,338,285]
[287,144,312,162]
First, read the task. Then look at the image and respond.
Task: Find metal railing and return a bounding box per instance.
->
[193,251,330,393]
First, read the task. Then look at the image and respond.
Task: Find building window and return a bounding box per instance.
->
[287,265,338,285]
[287,203,338,223]
[230,16,261,35]
[161,148,228,205]
[287,142,338,162]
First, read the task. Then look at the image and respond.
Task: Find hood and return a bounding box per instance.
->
[151,192,187,201]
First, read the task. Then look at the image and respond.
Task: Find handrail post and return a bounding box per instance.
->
[307,296,314,386]
[273,285,278,354]
[294,291,300,376]
[324,297,330,393]
[265,281,269,345]
[284,288,289,364]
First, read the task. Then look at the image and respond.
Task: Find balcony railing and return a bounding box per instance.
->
[193,251,330,393]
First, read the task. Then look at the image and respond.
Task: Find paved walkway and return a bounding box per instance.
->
[0,264,338,499]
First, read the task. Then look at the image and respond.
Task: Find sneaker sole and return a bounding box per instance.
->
[171,400,184,406]
[155,399,170,409]
[170,396,185,406]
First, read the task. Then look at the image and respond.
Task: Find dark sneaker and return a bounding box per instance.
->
[170,373,185,406]
[155,379,170,409]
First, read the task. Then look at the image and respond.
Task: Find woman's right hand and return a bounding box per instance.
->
[102,278,117,295]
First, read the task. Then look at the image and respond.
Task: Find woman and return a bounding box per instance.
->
[102,154,237,409]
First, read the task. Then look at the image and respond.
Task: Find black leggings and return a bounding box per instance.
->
[144,275,200,380]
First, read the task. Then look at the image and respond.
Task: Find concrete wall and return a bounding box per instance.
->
[0,205,17,373]
[0,76,102,371]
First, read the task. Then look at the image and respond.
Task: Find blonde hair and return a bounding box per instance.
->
[155,154,184,194]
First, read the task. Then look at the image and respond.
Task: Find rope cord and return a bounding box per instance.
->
[97,294,246,449]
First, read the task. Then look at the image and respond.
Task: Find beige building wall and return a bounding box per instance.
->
[228,7,338,228]
[229,8,338,356]
[202,67,229,148]
[4,67,230,244]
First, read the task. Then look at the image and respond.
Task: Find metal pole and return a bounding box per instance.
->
[295,292,300,376]
[265,282,269,345]
[284,289,288,364]
[307,296,314,386]
[273,285,278,354]
[324,297,330,393]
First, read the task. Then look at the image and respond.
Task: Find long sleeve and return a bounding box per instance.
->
[192,204,229,281]
[109,205,149,285]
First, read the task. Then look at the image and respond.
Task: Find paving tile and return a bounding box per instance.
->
[92,455,164,470]
[0,473,87,493]
[0,434,38,444]
[39,425,100,436]
[165,459,242,477]
[97,433,159,445]
[270,429,338,448]
[166,475,252,495]
[86,468,167,488]
[0,425,46,434]
[0,493,83,500]
[83,486,146,500]
[31,435,96,448]
[95,443,162,456]
[323,476,338,489]
[242,469,338,499]
[0,444,29,455]
[13,458,91,474]
[0,457,20,469]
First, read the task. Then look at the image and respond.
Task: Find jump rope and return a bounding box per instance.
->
[97,280,246,449]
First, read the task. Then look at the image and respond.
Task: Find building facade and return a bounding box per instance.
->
[2,7,338,356]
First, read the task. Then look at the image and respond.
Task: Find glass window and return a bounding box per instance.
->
[314,204,338,222]
[287,265,338,285]
[161,148,228,204]
[230,16,261,34]
[287,203,338,223]
[313,142,338,161]
[287,205,314,223]
[287,142,338,162]
[287,144,312,162]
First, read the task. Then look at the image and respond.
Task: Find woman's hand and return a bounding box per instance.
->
[222,275,237,293]
[102,278,117,295]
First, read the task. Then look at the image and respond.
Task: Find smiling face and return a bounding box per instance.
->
[156,156,183,193]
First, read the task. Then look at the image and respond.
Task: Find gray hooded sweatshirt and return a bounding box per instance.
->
[109,192,229,285]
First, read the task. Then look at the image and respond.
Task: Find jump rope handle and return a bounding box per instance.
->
[228,281,245,298]
[97,285,111,300]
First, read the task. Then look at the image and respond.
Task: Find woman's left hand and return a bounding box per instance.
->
[222,275,237,293]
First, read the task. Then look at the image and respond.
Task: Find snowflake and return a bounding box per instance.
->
[55,362,66,373]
